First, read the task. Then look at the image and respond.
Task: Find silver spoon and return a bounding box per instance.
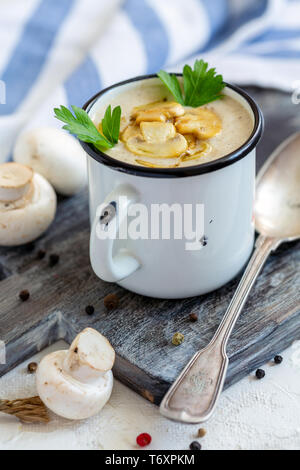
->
[160,132,300,423]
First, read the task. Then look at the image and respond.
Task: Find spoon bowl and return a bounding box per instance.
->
[255,132,300,240]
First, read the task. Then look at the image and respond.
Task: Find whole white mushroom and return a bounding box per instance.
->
[36,328,115,420]
[0,162,56,246]
[13,127,87,196]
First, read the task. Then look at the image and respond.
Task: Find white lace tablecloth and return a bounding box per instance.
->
[0,340,300,450]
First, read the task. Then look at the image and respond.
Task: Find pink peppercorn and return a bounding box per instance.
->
[136,433,152,447]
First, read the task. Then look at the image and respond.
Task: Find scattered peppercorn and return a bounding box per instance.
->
[256,368,265,379]
[19,290,30,301]
[197,428,206,438]
[189,441,202,450]
[136,433,152,447]
[85,305,95,315]
[172,332,184,346]
[274,355,283,364]
[49,254,59,267]
[27,362,38,374]
[104,293,119,310]
[189,313,198,322]
[37,249,46,260]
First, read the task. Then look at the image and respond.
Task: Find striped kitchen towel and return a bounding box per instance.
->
[0,0,299,161]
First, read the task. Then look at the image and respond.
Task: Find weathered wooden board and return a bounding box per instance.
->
[0,87,299,405]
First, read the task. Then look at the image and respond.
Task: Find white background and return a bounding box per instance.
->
[0,340,300,450]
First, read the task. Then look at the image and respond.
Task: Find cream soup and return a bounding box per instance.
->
[92,81,253,168]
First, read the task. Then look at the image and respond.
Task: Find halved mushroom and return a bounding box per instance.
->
[126,122,187,159]
[36,328,115,420]
[0,162,56,246]
[64,327,115,382]
[175,108,222,139]
[133,101,185,124]
[140,122,176,142]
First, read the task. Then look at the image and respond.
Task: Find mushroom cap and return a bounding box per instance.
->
[36,350,114,420]
[13,127,87,196]
[0,172,56,246]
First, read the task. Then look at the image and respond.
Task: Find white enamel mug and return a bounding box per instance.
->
[81,76,263,299]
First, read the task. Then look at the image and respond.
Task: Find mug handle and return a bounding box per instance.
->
[90,184,141,282]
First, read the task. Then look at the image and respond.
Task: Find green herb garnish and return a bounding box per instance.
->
[158,59,225,108]
[156,70,185,105]
[101,105,121,145]
[54,104,121,151]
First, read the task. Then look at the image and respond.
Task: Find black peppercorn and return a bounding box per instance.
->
[256,368,265,379]
[189,441,202,450]
[19,290,30,301]
[37,249,46,260]
[274,355,283,364]
[27,362,38,373]
[85,305,95,315]
[49,254,59,267]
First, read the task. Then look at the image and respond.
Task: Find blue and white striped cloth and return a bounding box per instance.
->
[0,0,299,162]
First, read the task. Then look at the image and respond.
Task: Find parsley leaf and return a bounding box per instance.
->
[54,104,121,152]
[158,59,225,108]
[157,70,184,105]
[101,105,121,144]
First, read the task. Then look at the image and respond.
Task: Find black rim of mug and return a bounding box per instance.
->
[81,74,264,178]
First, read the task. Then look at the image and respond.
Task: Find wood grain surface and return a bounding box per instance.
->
[0,87,299,405]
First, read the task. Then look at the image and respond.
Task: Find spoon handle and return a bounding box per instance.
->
[160,235,280,423]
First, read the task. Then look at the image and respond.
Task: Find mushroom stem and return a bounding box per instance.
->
[63,328,115,384]
[0,163,33,202]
